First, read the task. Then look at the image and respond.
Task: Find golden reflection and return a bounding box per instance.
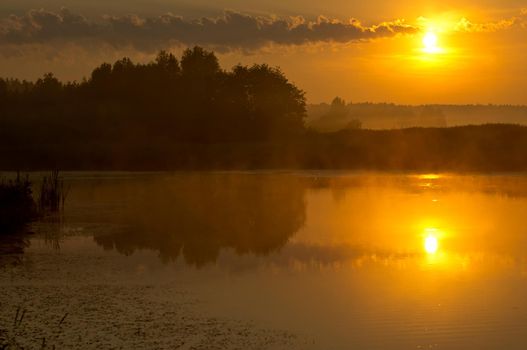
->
[300,174,527,275]
[424,233,439,254]
[417,174,441,180]
[423,227,442,256]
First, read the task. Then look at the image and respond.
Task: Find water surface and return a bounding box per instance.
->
[2,172,527,349]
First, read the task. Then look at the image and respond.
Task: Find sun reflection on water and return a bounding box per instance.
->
[421,227,450,267]
[423,227,441,255]
[418,174,441,180]
[424,234,439,254]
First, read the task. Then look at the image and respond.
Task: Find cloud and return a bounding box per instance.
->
[0,8,418,53]
[453,10,527,33]
[454,17,516,32]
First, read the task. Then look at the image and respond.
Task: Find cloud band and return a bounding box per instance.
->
[0,8,418,52]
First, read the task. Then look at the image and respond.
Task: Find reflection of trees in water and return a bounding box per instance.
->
[93,174,307,267]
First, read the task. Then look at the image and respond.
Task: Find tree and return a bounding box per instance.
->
[91,63,112,85]
[181,46,220,79]
[241,64,305,139]
[330,97,347,116]
[0,46,310,168]
[155,50,181,79]
[33,73,63,103]
[35,73,62,92]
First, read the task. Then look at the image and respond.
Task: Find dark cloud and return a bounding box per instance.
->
[0,8,418,53]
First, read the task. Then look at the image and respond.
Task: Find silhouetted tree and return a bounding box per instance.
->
[155,50,181,78]
[1,47,527,171]
[181,46,220,79]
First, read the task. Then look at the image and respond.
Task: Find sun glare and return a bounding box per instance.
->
[424,232,439,254]
[422,31,441,54]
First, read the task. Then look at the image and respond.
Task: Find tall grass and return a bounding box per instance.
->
[38,170,68,214]
[0,171,68,233]
[0,173,36,232]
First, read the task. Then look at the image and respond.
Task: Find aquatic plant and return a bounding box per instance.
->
[0,173,37,233]
[38,170,68,213]
[0,171,68,234]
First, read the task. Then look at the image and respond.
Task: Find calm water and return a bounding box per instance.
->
[3,172,527,349]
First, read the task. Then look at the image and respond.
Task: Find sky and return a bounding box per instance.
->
[0,0,526,104]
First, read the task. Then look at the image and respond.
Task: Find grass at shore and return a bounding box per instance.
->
[0,171,67,234]
[0,174,36,233]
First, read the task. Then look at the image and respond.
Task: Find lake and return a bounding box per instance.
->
[1,172,527,349]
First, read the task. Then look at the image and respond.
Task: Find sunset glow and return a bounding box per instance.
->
[0,2,525,104]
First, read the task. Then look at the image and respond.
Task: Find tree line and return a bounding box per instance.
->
[1,47,527,171]
[0,46,305,145]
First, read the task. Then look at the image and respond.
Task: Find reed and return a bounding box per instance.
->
[0,171,69,233]
[0,173,36,232]
[38,170,68,213]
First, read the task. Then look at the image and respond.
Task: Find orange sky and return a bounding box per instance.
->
[0,1,526,104]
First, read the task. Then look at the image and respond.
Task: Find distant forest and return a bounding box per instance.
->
[1,46,527,172]
[307,97,527,131]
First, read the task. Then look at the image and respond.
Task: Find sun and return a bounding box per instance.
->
[423,32,437,48]
[422,31,441,53]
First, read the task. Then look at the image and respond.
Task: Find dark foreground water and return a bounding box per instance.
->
[2,172,527,349]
